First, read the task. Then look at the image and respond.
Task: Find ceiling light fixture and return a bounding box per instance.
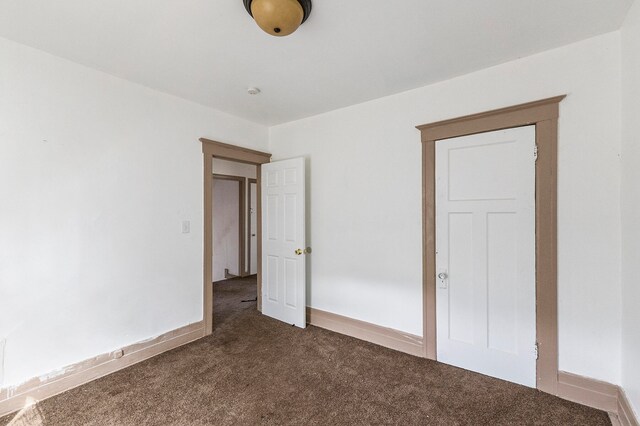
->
[243,0,312,37]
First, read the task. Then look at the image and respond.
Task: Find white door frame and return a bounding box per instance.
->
[417,95,565,394]
[201,138,272,335]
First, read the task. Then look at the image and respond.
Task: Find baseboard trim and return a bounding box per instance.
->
[618,387,640,426]
[0,321,205,418]
[557,371,639,425]
[3,317,637,425]
[557,371,619,413]
[306,307,424,357]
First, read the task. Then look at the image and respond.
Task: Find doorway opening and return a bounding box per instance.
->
[417,95,565,394]
[200,139,272,335]
[212,172,246,281]
[212,162,258,330]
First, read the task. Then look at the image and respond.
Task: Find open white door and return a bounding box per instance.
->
[261,157,307,328]
[435,126,536,387]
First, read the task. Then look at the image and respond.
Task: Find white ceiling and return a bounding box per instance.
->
[0,0,633,125]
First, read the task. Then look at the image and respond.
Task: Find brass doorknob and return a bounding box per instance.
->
[295,247,312,255]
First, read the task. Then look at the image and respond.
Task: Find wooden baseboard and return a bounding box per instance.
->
[618,387,640,426]
[557,371,639,425]
[0,321,205,418]
[557,371,619,413]
[306,307,424,357]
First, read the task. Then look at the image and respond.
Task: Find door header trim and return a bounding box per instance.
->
[200,138,271,165]
[416,95,566,142]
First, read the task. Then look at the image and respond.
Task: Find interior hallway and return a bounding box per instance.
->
[0,276,610,425]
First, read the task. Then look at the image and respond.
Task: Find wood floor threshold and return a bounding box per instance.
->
[306,307,424,357]
[0,321,205,418]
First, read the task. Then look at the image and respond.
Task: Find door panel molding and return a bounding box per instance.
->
[417,95,565,394]
[201,138,271,335]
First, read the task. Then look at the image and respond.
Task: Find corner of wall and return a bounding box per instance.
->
[0,338,6,387]
[620,0,640,419]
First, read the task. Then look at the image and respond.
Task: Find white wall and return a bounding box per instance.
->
[621,0,640,416]
[0,37,268,388]
[213,178,240,281]
[269,33,622,384]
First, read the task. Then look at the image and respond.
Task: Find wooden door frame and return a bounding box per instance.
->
[247,178,258,276]
[416,95,565,394]
[201,138,272,335]
[212,174,246,279]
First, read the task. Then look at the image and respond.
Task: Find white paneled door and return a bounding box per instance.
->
[261,158,307,328]
[435,126,536,387]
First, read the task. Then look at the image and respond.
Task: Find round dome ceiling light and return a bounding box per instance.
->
[247,87,261,95]
[243,0,312,37]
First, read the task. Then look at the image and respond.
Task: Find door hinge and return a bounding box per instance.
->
[534,144,539,162]
[534,343,539,360]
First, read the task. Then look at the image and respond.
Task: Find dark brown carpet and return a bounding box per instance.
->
[1,276,610,425]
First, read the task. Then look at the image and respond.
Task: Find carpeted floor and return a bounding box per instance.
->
[1,276,610,425]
